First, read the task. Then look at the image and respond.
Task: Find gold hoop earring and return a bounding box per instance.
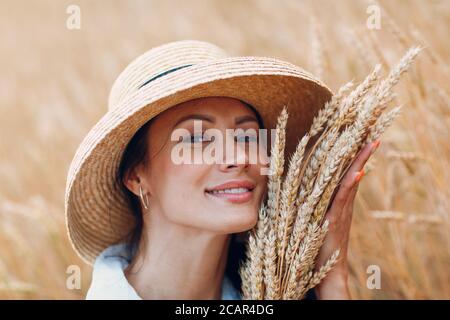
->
[139,185,150,210]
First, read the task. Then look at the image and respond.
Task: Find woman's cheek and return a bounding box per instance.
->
[168,163,204,200]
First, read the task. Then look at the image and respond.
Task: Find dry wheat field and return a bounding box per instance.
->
[0,0,448,299]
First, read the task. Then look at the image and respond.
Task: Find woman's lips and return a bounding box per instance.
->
[205,180,256,204]
[205,189,254,204]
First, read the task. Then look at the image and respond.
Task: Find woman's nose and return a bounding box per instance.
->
[219,131,250,172]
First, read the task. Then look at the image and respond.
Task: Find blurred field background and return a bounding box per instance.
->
[0,0,448,299]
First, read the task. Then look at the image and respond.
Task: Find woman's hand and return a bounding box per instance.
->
[314,139,381,299]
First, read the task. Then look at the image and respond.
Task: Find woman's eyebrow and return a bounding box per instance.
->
[172,114,215,128]
[235,115,259,125]
[172,113,259,128]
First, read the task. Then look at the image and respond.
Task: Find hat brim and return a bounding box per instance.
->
[65,56,333,265]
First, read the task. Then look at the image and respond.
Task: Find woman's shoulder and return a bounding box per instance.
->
[85,243,141,300]
[86,242,244,300]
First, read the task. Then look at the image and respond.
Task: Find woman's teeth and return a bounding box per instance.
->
[208,188,250,194]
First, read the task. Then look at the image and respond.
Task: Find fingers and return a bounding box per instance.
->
[348,140,380,181]
[344,139,381,190]
[327,140,381,211]
[338,182,359,227]
[344,181,359,211]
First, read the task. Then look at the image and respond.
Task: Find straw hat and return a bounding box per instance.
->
[65,39,333,265]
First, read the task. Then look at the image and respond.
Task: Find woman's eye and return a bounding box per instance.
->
[184,133,214,144]
[235,135,258,143]
[191,135,205,143]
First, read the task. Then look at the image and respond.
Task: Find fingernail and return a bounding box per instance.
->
[371,139,381,155]
[354,169,365,183]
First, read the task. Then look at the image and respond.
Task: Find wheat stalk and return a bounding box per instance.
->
[240,47,421,299]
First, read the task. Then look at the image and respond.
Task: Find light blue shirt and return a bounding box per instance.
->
[86,243,241,300]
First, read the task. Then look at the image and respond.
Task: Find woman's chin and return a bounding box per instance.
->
[222,212,258,233]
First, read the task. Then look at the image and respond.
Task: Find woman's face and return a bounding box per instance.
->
[138,96,269,234]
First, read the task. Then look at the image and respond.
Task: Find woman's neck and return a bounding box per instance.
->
[124,216,231,300]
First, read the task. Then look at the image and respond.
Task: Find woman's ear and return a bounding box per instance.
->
[123,163,149,197]
[123,166,139,196]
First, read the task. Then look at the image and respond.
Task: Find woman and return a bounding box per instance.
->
[65,40,378,300]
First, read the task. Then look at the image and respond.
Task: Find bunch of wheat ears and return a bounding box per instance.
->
[239,47,421,300]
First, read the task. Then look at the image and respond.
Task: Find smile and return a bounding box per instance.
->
[205,180,256,204]
[208,187,250,194]
[205,188,254,203]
